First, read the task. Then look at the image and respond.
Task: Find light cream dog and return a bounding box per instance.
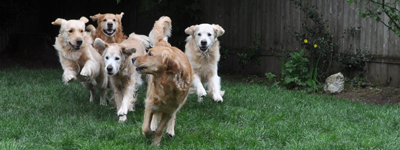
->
[94,33,149,122]
[133,16,193,146]
[184,23,225,102]
[52,17,108,104]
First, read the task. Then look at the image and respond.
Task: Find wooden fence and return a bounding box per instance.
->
[201,0,400,86]
[1,0,399,86]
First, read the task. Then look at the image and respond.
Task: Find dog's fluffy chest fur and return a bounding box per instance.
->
[147,75,187,108]
[186,40,220,66]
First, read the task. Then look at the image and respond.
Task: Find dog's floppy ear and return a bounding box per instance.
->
[94,38,108,54]
[121,46,136,56]
[117,12,124,21]
[184,25,197,35]
[90,13,101,22]
[162,51,180,74]
[79,17,89,24]
[213,24,225,37]
[51,18,66,26]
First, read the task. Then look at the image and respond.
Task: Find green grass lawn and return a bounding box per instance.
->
[1,68,400,149]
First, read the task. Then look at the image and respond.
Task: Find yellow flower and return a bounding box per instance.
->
[314,44,317,48]
[304,39,308,43]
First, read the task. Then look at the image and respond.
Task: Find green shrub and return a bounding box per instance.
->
[282,49,318,92]
[290,0,339,79]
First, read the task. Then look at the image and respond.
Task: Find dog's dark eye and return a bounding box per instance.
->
[148,52,153,56]
[103,19,107,22]
[113,19,116,22]
[208,33,212,36]
[115,57,120,60]
[105,56,109,60]
[80,30,84,33]
[68,29,73,33]
[197,33,201,36]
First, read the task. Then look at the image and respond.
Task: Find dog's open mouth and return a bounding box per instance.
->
[199,46,208,51]
[69,42,81,50]
[136,67,148,72]
[103,29,116,36]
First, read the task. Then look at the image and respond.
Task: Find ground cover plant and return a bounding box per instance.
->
[1,68,400,149]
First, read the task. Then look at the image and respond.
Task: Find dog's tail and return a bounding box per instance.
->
[86,24,96,39]
[149,16,172,47]
[128,32,150,49]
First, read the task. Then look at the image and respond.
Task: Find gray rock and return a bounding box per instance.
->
[324,72,344,94]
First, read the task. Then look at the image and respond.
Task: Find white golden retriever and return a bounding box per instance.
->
[52,17,108,105]
[184,23,225,102]
[94,33,150,122]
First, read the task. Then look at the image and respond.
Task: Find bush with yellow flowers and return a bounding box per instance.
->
[280,0,340,92]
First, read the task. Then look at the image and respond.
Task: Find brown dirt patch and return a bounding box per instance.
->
[222,74,400,105]
[334,86,400,105]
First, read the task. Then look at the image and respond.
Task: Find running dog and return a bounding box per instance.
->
[94,33,149,122]
[52,17,108,105]
[184,23,225,102]
[133,16,193,146]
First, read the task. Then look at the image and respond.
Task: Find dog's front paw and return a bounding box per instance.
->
[119,115,127,122]
[151,140,161,147]
[197,95,205,102]
[117,105,129,118]
[213,95,223,103]
[166,133,174,138]
[197,88,207,102]
[63,74,76,84]
[166,129,175,138]
[80,67,92,79]
[143,129,153,138]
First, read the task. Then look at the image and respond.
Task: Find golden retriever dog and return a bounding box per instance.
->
[52,17,108,105]
[132,16,193,146]
[87,12,127,44]
[184,23,225,102]
[94,33,150,122]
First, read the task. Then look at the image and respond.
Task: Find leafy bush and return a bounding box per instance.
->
[282,49,318,92]
[290,0,339,79]
[336,47,374,71]
[337,27,375,88]
[271,0,338,92]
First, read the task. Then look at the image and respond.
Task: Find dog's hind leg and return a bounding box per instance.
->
[192,74,207,102]
[82,82,96,103]
[99,88,107,105]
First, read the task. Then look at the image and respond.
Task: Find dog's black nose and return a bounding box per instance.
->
[76,39,83,45]
[201,40,207,46]
[107,66,113,72]
[107,23,113,28]
[132,57,137,63]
